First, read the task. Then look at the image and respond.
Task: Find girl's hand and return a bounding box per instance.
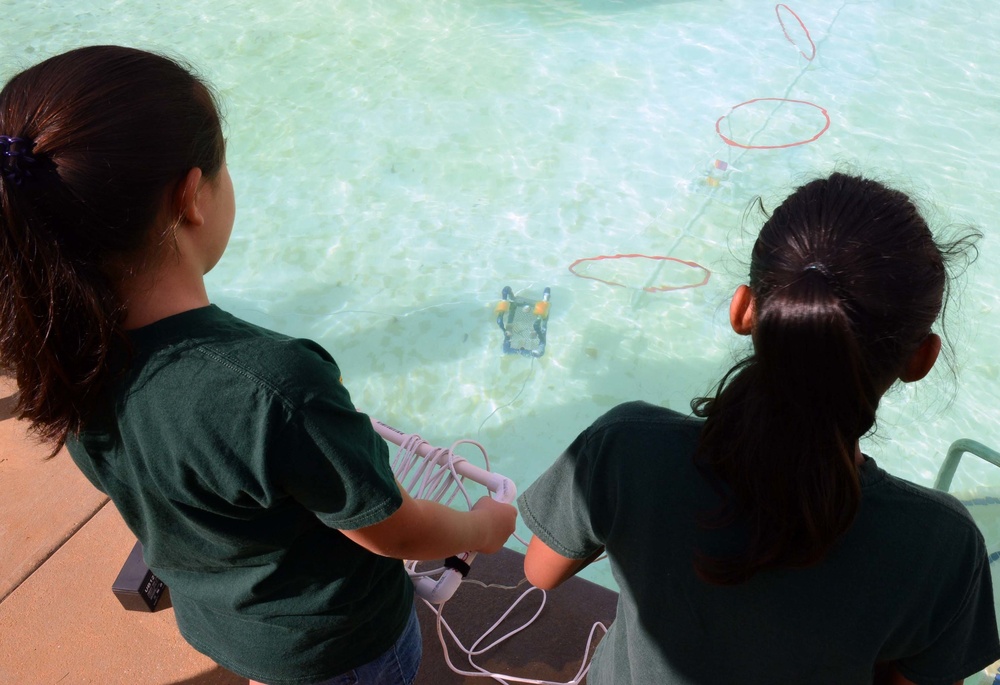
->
[470,496,517,554]
[343,487,515,560]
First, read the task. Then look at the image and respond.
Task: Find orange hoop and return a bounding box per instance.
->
[568,254,711,293]
[716,98,830,150]
[776,4,816,61]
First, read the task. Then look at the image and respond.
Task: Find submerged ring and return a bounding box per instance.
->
[715,98,830,150]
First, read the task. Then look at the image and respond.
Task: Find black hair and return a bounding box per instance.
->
[0,45,225,450]
[692,172,979,584]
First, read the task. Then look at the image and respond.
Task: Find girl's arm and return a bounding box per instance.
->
[341,484,516,560]
[524,535,604,590]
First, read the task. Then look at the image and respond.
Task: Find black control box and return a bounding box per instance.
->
[112,540,169,611]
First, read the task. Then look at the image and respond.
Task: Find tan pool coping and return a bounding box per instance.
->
[0,374,616,684]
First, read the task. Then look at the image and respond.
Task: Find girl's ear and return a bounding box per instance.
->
[174,167,205,227]
[729,284,755,336]
[899,333,941,383]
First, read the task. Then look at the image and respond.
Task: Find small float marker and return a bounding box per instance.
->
[712,159,742,172]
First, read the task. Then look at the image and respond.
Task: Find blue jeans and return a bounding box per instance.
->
[316,604,422,685]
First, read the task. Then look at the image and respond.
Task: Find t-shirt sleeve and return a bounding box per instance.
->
[517,423,608,560]
[896,543,1000,684]
[274,349,402,531]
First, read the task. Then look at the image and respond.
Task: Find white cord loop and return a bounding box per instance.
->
[373,417,605,684]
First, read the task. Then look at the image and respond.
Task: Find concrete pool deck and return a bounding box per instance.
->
[0,374,615,684]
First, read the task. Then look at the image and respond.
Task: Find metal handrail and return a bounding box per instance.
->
[933,438,1000,492]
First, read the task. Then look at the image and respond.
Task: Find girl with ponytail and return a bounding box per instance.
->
[0,46,515,685]
[519,173,999,684]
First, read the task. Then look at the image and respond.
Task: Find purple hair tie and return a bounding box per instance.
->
[0,135,37,186]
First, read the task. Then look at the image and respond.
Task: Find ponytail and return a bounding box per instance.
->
[692,173,954,584]
[694,269,872,583]
[0,202,126,448]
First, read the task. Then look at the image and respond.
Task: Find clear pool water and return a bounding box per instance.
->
[3,0,1000,591]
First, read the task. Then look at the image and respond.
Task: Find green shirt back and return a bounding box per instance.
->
[519,401,1000,685]
[67,306,413,685]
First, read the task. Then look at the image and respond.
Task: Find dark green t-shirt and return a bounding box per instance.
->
[518,401,1000,685]
[67,306,413,685]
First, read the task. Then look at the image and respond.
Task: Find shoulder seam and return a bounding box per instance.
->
[882,476,986,543]
[194,344,299,412]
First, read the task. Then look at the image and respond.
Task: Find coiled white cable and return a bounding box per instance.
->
[375,418,608,684]
[422,584,607,685]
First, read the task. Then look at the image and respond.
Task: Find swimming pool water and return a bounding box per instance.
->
[3,0,1000,591]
